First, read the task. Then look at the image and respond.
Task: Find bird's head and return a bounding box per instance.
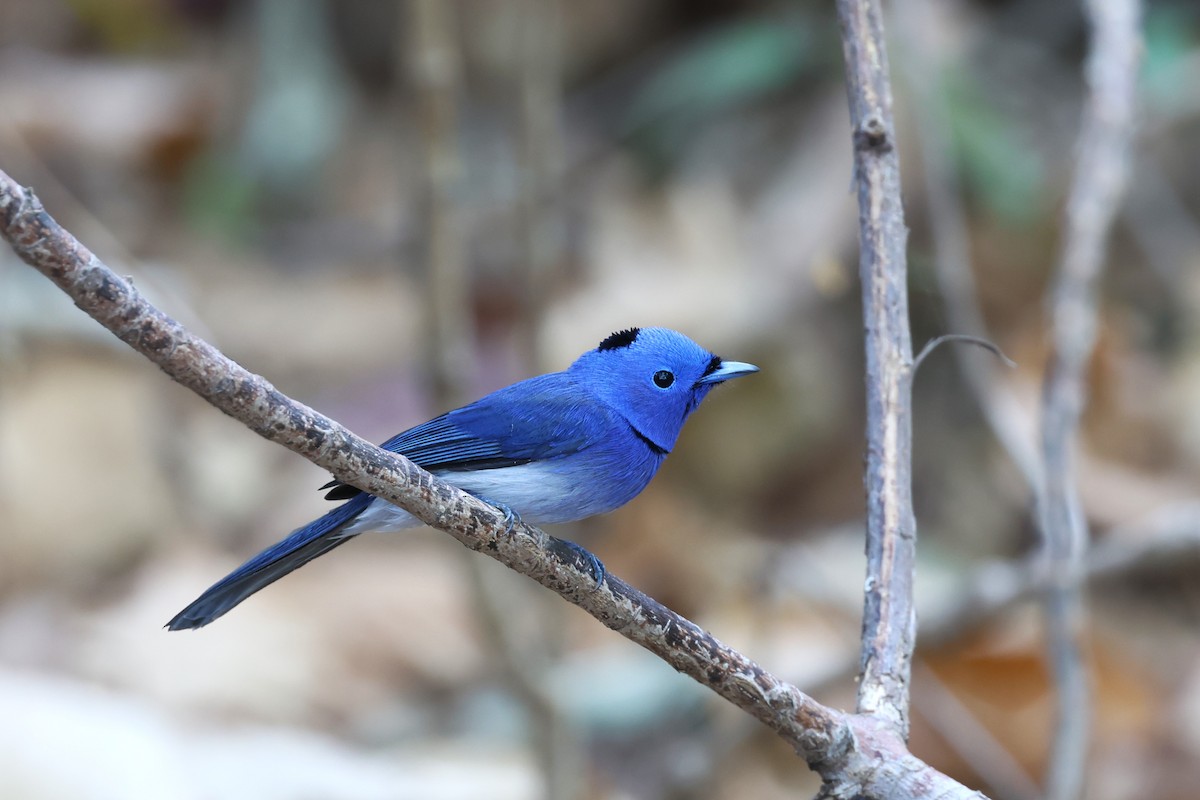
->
[568,327,758,453]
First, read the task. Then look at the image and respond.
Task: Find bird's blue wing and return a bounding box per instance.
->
[170,375,619,629]
[323,373,605,500]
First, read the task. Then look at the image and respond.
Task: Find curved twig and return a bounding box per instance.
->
[912,334,1016,375]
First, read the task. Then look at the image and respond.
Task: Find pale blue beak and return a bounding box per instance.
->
[698,360,760,385]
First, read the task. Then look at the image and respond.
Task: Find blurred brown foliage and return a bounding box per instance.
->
[1,1,1199,798]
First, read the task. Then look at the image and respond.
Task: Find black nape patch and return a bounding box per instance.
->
[597,327,641,351]
[700,354,723,379]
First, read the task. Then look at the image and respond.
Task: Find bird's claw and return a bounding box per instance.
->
[473,496,604,587]
[478,496,521,535]
[551,537,607,588]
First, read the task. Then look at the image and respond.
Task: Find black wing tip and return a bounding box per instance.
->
[322,481,362,501]
[597,327,641,352]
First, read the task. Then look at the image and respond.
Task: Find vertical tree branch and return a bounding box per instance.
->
[1038,2,1141,799]
[835,0,919,738]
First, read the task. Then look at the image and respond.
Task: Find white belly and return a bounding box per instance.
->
[340,459,631,536]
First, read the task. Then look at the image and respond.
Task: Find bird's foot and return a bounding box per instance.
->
[471,496,604,587]
[550,537,607,588]
[477,496,522,535]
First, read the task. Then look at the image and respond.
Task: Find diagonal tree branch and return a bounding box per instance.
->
[835,0,919,739]
[0,169,987,799]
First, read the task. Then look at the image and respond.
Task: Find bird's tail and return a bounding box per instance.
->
[166,493,375,630]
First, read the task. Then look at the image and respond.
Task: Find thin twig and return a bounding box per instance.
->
[1038,3,1141,799]
[912,334,1016,375]
[0,169,989,800]
[834,0,920,739]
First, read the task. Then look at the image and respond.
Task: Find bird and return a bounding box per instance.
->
[167,327,758,630]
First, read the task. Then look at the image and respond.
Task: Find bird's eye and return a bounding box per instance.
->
[653,370,675,389]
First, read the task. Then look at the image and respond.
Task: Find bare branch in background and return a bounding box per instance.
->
[516,0,565,369]
[511,3,588,797]
[771,503,1200,710]
[410,0,473,402]
[913,662,1041,800]
[1037,2,1141,799]
[407,4,583,798]
[834,0,920,738]
[0,169,990,800]
[892,0,1142,792]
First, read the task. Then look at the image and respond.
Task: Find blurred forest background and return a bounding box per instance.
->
[1,1,1199,798]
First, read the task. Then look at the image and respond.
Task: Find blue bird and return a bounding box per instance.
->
[167,327,758,630]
